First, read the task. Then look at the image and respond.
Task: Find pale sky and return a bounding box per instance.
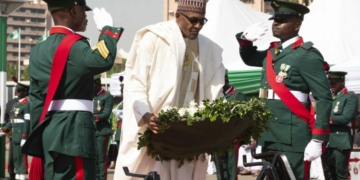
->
[78,0,163,52]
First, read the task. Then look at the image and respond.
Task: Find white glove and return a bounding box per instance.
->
[20,139,26,147]
[93,7,113,31]
[304,140,323,161]
[242,22,268,42]
[0,131,4,137]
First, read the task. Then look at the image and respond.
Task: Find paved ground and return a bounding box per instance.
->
[2,139,256,180]
[105,169,257,180]
[3,139,320,180]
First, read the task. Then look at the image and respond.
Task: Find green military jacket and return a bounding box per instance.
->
[93,89,114,136]
[24,26,123,158]
[329,89,358,149]
[236,33,332,152]
[3,97,30,143]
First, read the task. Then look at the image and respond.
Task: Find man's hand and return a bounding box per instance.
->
[143,112,170,134]
[143,112,161,134]
[304,139,323,161]
[241,22,268,42]
[93,7,113,31]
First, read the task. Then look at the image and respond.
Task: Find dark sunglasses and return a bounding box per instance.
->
[178,12,208,26]
[328,79,340,84]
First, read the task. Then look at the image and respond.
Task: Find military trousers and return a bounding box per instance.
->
[214,151,238,180]
[12,142,28,174]
[8,138,15,177]
[328,148,350,180]
[44,153,96,180]
[96,135,110,180]
[262,147,309,180]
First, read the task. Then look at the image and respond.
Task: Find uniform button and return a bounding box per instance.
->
[118,28,120,30]
[262,68,265,71]
[274,117,278,121]
[336,132,339,134]
[263,87,266,88]
[265,82,268,84]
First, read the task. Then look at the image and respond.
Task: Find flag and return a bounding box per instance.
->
[8,29,20,39]
[38,30,49,42]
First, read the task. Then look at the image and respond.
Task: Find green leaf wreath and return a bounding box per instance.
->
[138,97,271,166]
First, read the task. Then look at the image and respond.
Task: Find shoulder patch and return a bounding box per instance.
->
[94,40,109,59]
[300,42,314,50]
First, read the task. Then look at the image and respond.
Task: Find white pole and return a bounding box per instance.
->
[18,28,20,81]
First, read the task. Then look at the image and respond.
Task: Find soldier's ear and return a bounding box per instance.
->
[69,6,77,18]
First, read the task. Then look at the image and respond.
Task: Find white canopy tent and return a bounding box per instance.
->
[200,0,277,70]
[300,0,360,64]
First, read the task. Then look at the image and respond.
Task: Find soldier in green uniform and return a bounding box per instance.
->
[23,0,124,179]
[236,1,332,179]
[327,71,358,180]
[0,82,30,180]
[93,75,114,180]
[214,71,246,180]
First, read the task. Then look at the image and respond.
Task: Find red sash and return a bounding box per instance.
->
[38,28,83,124]
[265,39,315,130]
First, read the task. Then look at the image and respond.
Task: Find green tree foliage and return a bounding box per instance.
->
[6,63,17,81]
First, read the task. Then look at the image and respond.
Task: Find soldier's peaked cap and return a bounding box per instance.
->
[268,1,310,20]
[12,77,29,91]
[327,71,347,80]
[43,0,92,12]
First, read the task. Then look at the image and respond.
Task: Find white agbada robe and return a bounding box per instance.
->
[114,20,225,180]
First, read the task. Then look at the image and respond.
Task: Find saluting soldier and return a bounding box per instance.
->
[236,1,332,179]
[327,71,358,180]
[0,81,30,180]
[215,70,247,180]
[22,0,124,179]
[93,75,114,180]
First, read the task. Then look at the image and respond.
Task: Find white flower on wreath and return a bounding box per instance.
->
[178,108,186,117]
[162,105,172,112]
[198,102,205,111]
[189,100,197,108]
[187,106,198,116]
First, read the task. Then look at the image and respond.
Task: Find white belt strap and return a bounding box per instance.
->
[259,89,309,102]
[48,99,93,112]
[13,119,25,123]
[24,113,30,120]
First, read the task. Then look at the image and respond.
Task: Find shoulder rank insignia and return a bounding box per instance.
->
[300,42,314,50]
[95,40,109,59]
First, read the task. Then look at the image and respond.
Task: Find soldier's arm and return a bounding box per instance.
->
[70,26,124,76]
[331,96,358,125]
[2,121,12,133]
[94,94,114,122]
[299,49,332,142]
[235,32,266,67]
[29,73,44,133]
[22,103,30,140]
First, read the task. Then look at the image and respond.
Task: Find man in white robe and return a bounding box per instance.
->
[114,0,225,179]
